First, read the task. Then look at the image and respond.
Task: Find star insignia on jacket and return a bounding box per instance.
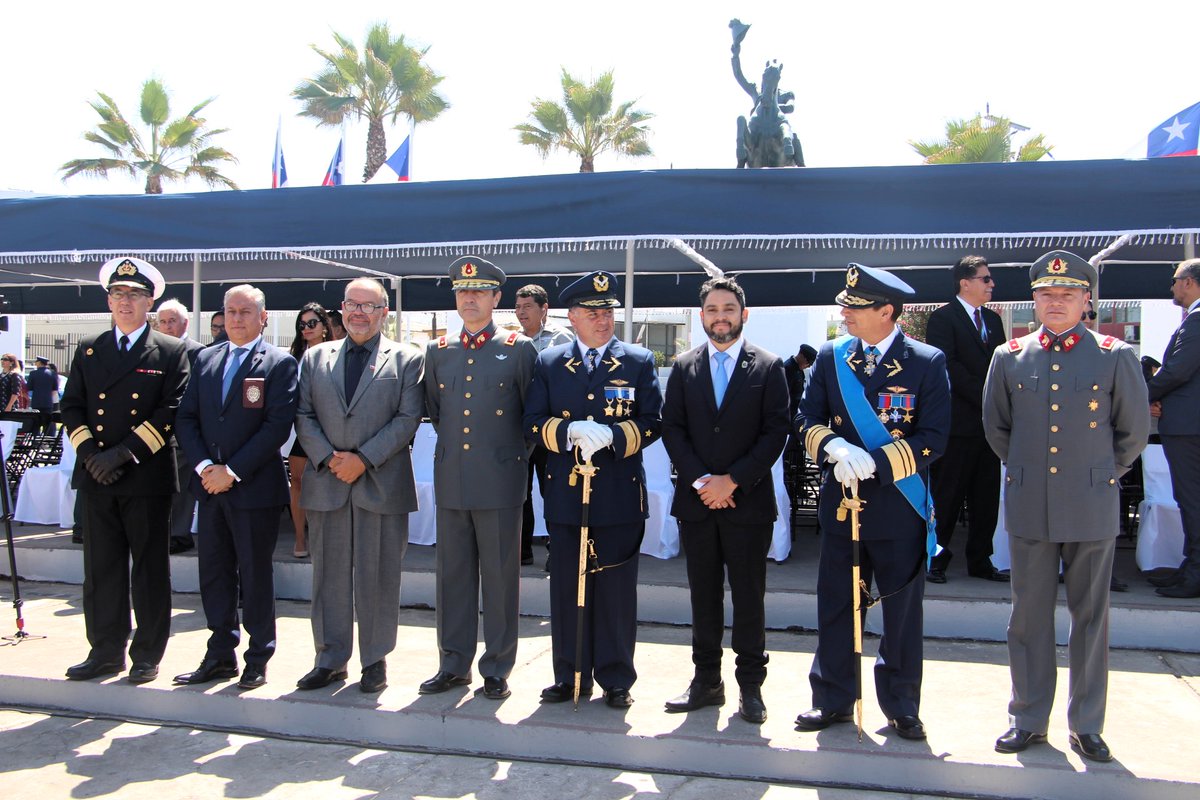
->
[1089,399,1099,411]
[922,448,931,456]
[164,424,171,431]
[644,429,652,437]
[531,425,539,433]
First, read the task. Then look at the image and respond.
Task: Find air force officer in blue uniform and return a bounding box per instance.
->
[524,272,663,708]
[795,264,950,740]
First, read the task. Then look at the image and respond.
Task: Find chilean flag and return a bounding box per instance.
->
[1147,101,1200,158]
[271,121,289,188]
[321,139,345,186]
[385,135,411,181]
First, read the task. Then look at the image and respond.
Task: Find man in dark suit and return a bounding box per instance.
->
[26,356,58,436]
[795,264,950,740]
[155,298,206,555]
[524,271,663,708]
[783,344,816,422]
[661,276,790,724]
[1148,257,1200,598]
[173,285,298,690]
[61,257,190,684]
[925,255,1009,583]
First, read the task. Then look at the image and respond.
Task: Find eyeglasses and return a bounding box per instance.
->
[967,275,995,284]
[109,290,150,301]
[1171,276,1193,285]
[298,318,323,329]
[1083,310,1097,321]
[342,300,383,314]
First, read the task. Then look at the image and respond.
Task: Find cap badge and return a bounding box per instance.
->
[116,259,138,277]
[593,274,610,293]
[846,266,859,287]
[1047,258,1068,274]
[462,262,477,278]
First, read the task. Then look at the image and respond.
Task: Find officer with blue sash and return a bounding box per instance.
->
[794,264,950,740]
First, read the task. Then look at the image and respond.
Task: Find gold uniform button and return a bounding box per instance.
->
[1051,425,1059,433]
[466,375,473,382]
[97,441,105,447]
[1051,404,1059,411]
[132,393,139,399]
[1108,478,1116,485]
[463,409,471,416]
[1092,384,1099,391]
[463,443,470,450]
[1051,384,1059,391]
[1050,446,1058,453]
[1054,346,1062,352]
[587,393,595,400]
[95,425,103,432]
[496,409,503,416]
[465,392,472,399]
[439,383,445,389]
[99,393,106,400]
[463,427,470,434]
[1090,421,1098,428]
[1050,466,1058,474]
[1052,364,1061,371]
[468,358,475,365]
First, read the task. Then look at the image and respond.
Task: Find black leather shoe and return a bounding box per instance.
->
[71,529,83,544]
[65,658,124,681]
[738,687,767,724]
[169,538,194,555]
[664,680,725,713]
[995,727,1047,753]
[482,676,511,699]
[969,567,1011,582]
[419,670,471,694]
[127,662,159,684]
[238,664,266,690]
[1157,580,1200,598]
[540,682,592,703]
[1069,732,1113,762]
[1149,570,1182,588]
[794,708,852,731]
[360,660,387,693]
[174,657,239,685]
[1110,576,1129,593]
[889,715,926,740]
[604,687,633,708]
[926,567,947,584]
[296,666,348,690]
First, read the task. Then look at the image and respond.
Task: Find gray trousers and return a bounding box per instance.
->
[1007,534,1113,735]
[435,505,523,678]
[308,505,408,670]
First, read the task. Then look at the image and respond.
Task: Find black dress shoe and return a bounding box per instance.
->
[664,680,725,713]
[65,658,124,681]
[738,687,767,724]
[1069,732,1113,762]
[419,670,472,694]
[168,538,194,555]
[995,727,1047,753]
[969,567,1011,582]
[604,687,633,708]
[926,567,947,584]
[540,681,592,703]
[1149,570,1182,588]
[127,662,159,684]
[71,530,83,544]
[1110,576,1129,593]
[360,660,387,693]
[174,657,239,685]
[888,715,926,740]
[482,676,511,699]
[794,708,852,731]
[296,666,349,690]
[238,664,267,690]
[1157,580,1200,599]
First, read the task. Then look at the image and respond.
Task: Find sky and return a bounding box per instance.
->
[4,1,1199,195]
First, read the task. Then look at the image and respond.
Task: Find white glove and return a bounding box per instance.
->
[568,421,612,451]
[824,436,876,480]
[833,460,860,489]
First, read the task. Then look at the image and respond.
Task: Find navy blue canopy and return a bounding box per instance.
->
[1,158,1197,312]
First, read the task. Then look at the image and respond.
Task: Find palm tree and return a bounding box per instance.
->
[60,79,238,194]
[515,69,653,173]
[293,23,448,182]
[910,114,1052,164]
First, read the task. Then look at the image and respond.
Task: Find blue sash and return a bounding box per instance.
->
[832,336,937,563]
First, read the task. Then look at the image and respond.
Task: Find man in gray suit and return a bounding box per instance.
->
[983,251,1148,763]
[418,257,537,700]
[294,277,425,694]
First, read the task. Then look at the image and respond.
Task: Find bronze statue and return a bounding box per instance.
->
[730,19,804,168]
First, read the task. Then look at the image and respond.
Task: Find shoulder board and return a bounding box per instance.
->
[1099,335,1118,351]
[504,331,519,346]
[437,336,448,349]
[1007,338,1024,353]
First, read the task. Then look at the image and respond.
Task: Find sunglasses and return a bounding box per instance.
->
[1083,310,1097,321]
[298,318,323,330]
[967,275,995,284]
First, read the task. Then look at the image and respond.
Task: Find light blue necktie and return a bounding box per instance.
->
[712,350,730,406]
[221,346,247,404]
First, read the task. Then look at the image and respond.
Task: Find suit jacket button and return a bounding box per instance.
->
[98,393,106,400]
[587,393,595,400]
[218,416,224,422]
[496,409,503,416]
[714,426,720,433]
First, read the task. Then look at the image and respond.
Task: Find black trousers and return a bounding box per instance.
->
[930,434,1000,573]
[1161,434,1200,581]
[680,516,773,688]
[548,521,642,691]
[82,492,173,664]
[197,497,281,666]
[521,445,549,560]
[169,453,196,545]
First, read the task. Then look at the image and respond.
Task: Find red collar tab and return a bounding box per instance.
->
[461,329,494,350]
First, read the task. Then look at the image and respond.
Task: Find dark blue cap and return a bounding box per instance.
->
[835,263,916,308]
[560,271,621,309]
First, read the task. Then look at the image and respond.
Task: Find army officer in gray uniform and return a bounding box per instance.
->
[983,250,1148,763]
[419,257,538,700]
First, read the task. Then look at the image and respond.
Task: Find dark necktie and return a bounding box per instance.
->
[221,347,247,404]
[974,307,985,340]
[345,344,368,400]
[119,334,130,354]
[586,348,599,374]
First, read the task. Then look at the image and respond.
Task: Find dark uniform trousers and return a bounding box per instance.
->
[681,518,773,688]
[521,444,550,560]
[548,521,643,691]
[930,435,1001,573]
[82,493,173,664]
[1160,435,1200,581]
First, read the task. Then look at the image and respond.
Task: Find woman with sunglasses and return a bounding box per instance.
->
[287,304,332,557]
[1,354,24,413]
